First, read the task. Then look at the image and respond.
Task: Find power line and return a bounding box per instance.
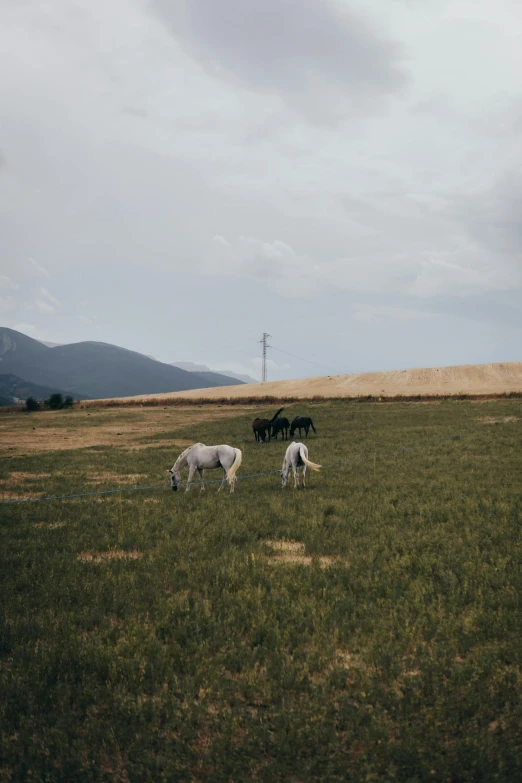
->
[270,345,339,374]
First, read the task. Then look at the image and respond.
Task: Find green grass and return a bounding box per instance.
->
[1,400,522,781]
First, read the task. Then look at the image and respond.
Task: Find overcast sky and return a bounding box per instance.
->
[1,0,521,381]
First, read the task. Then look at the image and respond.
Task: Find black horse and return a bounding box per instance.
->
[253,407,284,442]
[271,416,290,441]
[289,416,316,438]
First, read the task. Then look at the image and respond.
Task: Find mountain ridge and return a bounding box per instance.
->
[0,328,245,400]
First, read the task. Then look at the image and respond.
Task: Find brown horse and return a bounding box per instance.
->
[252,407,284,442]
[272,416,290,441]
[289,416,316,438]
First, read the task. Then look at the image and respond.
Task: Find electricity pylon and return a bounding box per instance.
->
[260,333,271,383]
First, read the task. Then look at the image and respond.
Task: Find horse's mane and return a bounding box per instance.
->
[173,443,205,471]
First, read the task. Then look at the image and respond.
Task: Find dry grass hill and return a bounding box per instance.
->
[98,361,522,403]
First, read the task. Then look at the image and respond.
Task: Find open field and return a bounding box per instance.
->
[1,400,522,781]
[95,361,522,404]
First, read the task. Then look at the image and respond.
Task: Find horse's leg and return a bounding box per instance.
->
[218,466,227,492]
[185,464,196,492]
[197,467,205,491]
[293,462,299,489]
[302,465,307,487]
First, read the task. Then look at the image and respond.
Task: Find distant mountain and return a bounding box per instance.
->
[0,328,246,400]
[172,361,257,385]
[0,373,82,406]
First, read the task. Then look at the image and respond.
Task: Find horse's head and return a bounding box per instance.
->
[281,466,289,488]
[289,425,295,437]
[168,468,181,491]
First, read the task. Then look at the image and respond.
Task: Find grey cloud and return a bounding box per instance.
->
[461,174,522,257]
[152,0,406,119]
[122,106,149,118]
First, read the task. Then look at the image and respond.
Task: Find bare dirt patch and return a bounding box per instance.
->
[33,521,67,529]
[264,539,337,568]
[77,550,143,564]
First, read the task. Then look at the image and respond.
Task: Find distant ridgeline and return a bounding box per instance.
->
[0,327,245,403]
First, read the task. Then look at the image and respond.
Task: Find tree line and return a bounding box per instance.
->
[25,393,75,412]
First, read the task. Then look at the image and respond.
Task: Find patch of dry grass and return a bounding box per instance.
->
[478,415,519,424]
[77,550,143,564]
[264,539,338,567]
[86,472,147,485]
[0,405,254,456]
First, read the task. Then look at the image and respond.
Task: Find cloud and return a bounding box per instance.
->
[209,231,521,299]
[0,275,19,290]
[35,299,55,314]
[353,304,436,324]
[40,287,60,307]
[208,235,317,296]
[31,286,60,315]
[152,0,406,121]
[29,258,50,277]
[0,296,16,314]
[0,0,521,376]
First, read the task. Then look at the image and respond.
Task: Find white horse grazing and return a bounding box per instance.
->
[281,441,321,489]
[168,443,242,493]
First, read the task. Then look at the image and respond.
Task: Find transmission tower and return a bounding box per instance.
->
[260,332,271,383]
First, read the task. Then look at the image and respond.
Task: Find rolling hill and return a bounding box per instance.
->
[0,328,244,400]
[103,361,522,402]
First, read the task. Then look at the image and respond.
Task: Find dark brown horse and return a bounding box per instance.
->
[272,416,290,441]
[252,407,284,442]
[289,416,316,438]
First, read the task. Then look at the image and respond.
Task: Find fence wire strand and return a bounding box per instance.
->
[0,424,483,506]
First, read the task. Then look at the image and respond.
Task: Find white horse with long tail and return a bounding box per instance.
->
[281,441,321,489]
[168,443,242,493]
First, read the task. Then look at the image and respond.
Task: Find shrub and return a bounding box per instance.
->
[46,393,64,410]
[62,396,74,408]
[25,396,40,412]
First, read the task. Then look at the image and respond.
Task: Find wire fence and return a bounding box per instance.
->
[0,424,484,506]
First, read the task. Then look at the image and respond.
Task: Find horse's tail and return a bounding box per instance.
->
[227,448,243,484]
[310,418,316,434]
[270,407,285,424]
[299,445,321,472]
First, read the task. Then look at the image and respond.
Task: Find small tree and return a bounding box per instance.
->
[62,395,74,409]
[26,396,40,412]
[46,393,64,410]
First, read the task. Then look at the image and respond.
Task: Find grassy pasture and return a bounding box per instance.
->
[1,400,521,782]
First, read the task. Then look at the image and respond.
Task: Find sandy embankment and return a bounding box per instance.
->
[100,361,522,403]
